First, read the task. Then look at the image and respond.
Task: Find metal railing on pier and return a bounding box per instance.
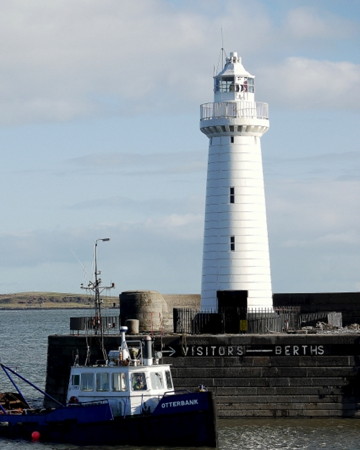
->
[173,306,301,334]
[70,315,120,335]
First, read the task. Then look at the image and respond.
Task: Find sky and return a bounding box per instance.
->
[0,0,359,296]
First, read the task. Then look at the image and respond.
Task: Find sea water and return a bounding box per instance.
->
[0,309,360,450]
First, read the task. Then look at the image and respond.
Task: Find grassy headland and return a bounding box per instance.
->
[0,292,119,309]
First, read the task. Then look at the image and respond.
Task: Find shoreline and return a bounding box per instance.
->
[0,306,93,311]
[0,292,118,310]
[0,306,119,311]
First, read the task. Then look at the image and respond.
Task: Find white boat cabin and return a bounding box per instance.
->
[66,327,175,416]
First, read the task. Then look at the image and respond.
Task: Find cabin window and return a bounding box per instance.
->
[131,372,147,391]
[150,372,164,390]
[71,374,80,386]
[230,236,235,251]
[112,372,127,392]
[165,371,173,390]
[230,187,235,204]
[96,372,109,392]
[80,373,94,392]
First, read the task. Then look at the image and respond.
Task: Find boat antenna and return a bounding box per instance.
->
[81,238,115,361]
[70,249,89,283]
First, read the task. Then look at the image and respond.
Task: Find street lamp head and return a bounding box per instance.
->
[96,237,110,244]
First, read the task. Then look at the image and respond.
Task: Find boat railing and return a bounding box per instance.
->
[107,338,144,366]
[68,399,110,407]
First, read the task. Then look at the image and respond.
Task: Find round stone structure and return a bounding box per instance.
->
[119,290,169,332]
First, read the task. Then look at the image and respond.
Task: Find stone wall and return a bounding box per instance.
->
[119,291,360,333]
[273,292,360,326]
[45,333,360,418]
[163,294,200,311]
[161,333,360,418]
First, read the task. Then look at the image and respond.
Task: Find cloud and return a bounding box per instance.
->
[0,0,213,124]
[0,213,204,293]
[67,193,204,220]
[265,151,360,182]
[0,0,359,295]
[284,7,358,40]
[2,1,358,124]
[283,231,360,249]
[260,57,360,110]
[267,177,360,293]
[143,213,203,240]
[268,178,360,236]
[66,151,206,176]
[0,229,83,267]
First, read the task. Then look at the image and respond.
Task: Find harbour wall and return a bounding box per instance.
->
[273,292,360,326]
[45,333,360,418]
[120,291,360,333]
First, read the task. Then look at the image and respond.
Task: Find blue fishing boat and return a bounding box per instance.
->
[0,326,217,446]
[0,240,217,446]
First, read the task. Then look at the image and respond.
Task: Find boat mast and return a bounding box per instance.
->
[93,238,112,322]
[81,238,115,358]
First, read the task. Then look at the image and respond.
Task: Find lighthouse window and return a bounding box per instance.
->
[230,136,234,143]
[112,372,127,392]
[230,236,235,251]
[230,187,235,203]
[217,76,236,93]
[80,373,94,392]
[240,77,254,93]
[96,372,109,392]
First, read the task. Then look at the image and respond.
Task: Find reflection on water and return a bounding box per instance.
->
[1,418,360,449]
[219,418,360,449]
[1,310,360,449]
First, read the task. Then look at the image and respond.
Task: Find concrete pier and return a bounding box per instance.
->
[45,332,360,418]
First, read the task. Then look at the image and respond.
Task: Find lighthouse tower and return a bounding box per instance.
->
[200,52,272,311]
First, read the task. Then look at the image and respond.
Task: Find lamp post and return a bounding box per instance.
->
[81,238,114,336]
[94,238,110,322]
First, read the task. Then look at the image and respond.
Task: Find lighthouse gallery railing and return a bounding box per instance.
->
[200,101,269,121]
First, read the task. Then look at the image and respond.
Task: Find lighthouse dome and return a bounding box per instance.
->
[217,51,253,78]
[214,52,255,101]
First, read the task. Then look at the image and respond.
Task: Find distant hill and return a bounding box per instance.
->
[0,292,119,309]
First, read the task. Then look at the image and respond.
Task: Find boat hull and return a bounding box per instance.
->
[0,391,217,447]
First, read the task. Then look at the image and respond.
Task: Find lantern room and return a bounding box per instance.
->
[214,51,255,103]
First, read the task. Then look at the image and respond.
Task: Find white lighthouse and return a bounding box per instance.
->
[200,51,273,312]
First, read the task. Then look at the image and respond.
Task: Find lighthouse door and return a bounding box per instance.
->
[217,290,248,333]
